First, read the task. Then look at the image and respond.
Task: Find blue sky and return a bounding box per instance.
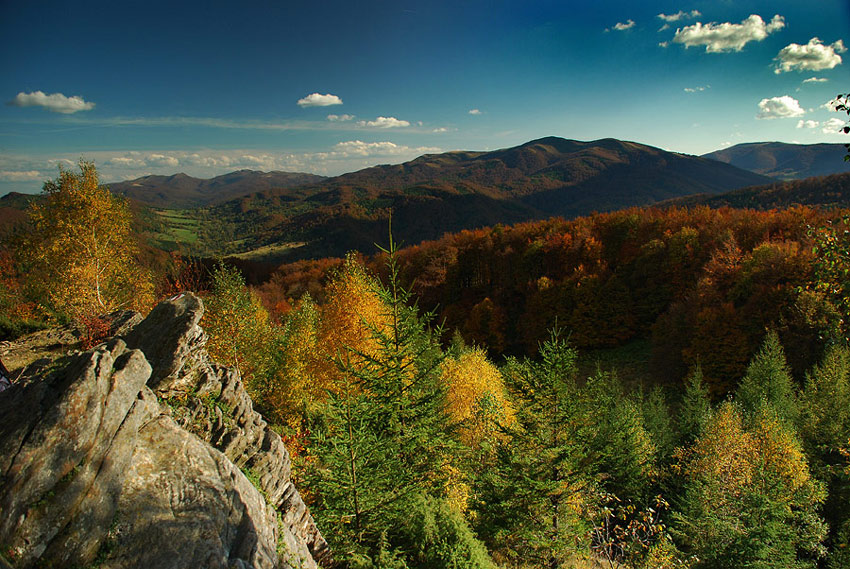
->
[1,0,848,193]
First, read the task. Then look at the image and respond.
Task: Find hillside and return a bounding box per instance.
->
[703,142,850,180]
[662,171,850,210]
[108,169,327,208]
[209,137,771,262]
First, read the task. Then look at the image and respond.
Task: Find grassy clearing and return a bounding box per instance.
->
[154,209,200,243]
[230,241,307,262]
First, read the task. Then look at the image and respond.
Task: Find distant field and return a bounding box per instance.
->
[153,209,200,243]
[230,241,307,262]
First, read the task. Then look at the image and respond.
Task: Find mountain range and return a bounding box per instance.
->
[702,142,849,180]
[197,137,771,261]
[6,137,850,263]
[107,169,327,208]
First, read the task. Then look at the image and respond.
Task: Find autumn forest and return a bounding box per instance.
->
[2,159,850,569]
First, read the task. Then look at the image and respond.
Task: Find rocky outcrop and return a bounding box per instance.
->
[0,294,328,569]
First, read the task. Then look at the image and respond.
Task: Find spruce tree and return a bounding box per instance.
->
[736,330,799,425]
[678,365,712,445]
[473,329,586,569]
[306,237,457,562]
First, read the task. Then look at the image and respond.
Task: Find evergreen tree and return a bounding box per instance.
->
[473,330,588,569]
[678,365,712,445]
[736,330,799,425]
[798,346,850,564]
[642,385,676,463]
[306,239,460,564]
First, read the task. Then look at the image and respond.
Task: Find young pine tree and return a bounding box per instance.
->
[736,330,799,425]
[678,365,712,446]
[474,330,590,569]
[306,242,459,564]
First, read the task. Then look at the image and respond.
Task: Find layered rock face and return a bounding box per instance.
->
[0,294,328,569]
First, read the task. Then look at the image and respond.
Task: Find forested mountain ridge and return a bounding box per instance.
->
[662,171,850,210]
[201,137,772,262]
[108,169,327,208]
[703,141,850,180]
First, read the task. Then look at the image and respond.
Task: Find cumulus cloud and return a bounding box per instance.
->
[0,170,43,182]
[468,109,482,115]
[802,77,829,83]
[611,19,635,31]
[107,153,179,169]
[796,120,820,129]
[658,10,701,22]
[822,117,847,134]
[684,85,710,93]
[432,127,449,133]
[8,91,95,114]
[333,140,440,157]
[356,116,410,128]
[296,93,343,107]
[774,38,846,74]
[327,114,355,121]
[47,158,76,168]
[756,95,805,119]
[147,154,180,167]
[673,14,785,53]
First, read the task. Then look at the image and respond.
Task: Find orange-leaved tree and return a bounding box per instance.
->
[18,160,153,324]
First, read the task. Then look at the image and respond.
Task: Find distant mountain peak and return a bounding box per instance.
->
[703,141,850,180]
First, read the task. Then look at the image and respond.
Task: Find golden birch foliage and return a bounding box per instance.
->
[21,161,153,320]
[265,294,320,429]
[311,256,390,394]
[684,402,756,509]
[677,401,827,564]
[203,264,275,392]
[440,347,514,446]
[684,403,821,512]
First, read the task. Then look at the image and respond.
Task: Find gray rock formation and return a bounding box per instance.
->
[0,294,328,569]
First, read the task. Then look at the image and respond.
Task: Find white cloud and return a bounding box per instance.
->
[684,85,710,93]
[658,41,669,48]
[47,158,76,168]
[673,14,785,53]
[148,154,179,167]
[185,153,233,168]
[0,170,43,182]
[432,127,449,133]
[774,38,846,74]
[803,77,829,83]
[719,141,733,148]
[796,119,820,129]
[611,20,635,31]
[757,95,805,119]
[8,90,95,114]
[107,157,147,168]
[822,117,847,134]
[296,93,343,107]
[327,114,355,121]
[468,109,482,115]
[333,140,440,157]
[356,116,410,128]
[658,10,701,22]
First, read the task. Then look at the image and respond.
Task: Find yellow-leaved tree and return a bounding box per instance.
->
[310,255,390,395]
[19,161,153,324]
[441,346,514,448]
